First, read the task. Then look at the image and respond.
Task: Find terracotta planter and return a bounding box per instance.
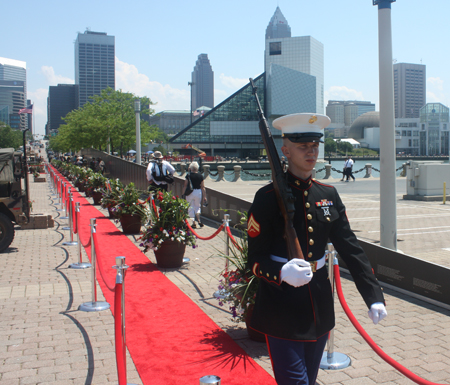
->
[85,187,93,197]
[92,191,102,205]
[154,240,186,268]
[119,213,142,234]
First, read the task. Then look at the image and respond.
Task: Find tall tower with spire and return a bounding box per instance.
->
[191,54,214,111]
[264,7,324,114]
[265,6,291,39]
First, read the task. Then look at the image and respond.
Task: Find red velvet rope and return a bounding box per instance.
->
[225,226,243,251]
[78,218,91,248]
[185,220,224,240]
[114,282,127,385]
[334,264,445,385]
[92,232,115,292]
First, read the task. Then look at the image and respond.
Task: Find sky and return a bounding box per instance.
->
[2,0,450,137]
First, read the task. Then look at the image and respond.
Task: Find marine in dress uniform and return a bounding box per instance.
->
[247,113,387,385]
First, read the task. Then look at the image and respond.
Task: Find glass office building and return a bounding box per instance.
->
[47,84,79,135]
[191,54,214,110]
[420,103,449,155]
[0,57,27,129]
[394,62,426,119]
[75,30,115,108]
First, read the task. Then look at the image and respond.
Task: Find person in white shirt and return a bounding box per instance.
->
[146,151,175,192]
[344,155,355,182]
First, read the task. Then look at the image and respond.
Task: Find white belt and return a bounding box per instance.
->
[270,254,326,272]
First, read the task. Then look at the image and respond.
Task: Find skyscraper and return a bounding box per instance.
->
[47,84,79,135]
[394,62,426,119]
[0,57,27,130]
[265,6,291,39]
[264,8,324,114]
[75,30,115,108]
[191,54,214,111]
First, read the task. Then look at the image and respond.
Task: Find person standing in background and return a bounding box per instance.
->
[183,161,207,228]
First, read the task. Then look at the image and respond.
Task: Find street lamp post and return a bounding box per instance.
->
[374,0,397,251]
[134,98,141,165]
[188,82,194,125]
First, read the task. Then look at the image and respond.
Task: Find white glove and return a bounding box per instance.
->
[280,258,313,287]
[368,302,387,324]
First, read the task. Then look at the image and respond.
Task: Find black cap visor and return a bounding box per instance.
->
[283,132,324,143]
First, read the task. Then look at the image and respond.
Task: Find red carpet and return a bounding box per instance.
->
[56,171,275,384]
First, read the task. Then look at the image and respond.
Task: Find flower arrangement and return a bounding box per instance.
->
[112,182,147,218]
[85,172,107,192]
[139,190,197,252]
[100,178,124,210]
[216,212,259,323]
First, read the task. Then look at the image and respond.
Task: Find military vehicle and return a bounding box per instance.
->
[0,147,30,252]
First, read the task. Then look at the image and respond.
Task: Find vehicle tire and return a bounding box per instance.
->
[0,213,15,253]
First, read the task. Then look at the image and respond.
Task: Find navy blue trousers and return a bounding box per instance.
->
[267,333,329,385]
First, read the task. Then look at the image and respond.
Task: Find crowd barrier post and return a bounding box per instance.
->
[56,178,64,211]
[79,218,111,312]
[112,256,137,385]
[62,190,73,231]
[199,375,221,384]
[60,185,70,220]
[320,243,351,370]
[62,191,77,245]
[444,182,447,205]
[213,214,231,299]
[69,202,92,269]
[50,170,57,196]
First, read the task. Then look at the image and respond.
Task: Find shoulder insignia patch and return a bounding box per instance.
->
[248,213,261,238]
[315,199,333,207]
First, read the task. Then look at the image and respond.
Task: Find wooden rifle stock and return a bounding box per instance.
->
[249,78,304,261]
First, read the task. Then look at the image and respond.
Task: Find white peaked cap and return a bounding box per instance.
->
[273,113,331,143]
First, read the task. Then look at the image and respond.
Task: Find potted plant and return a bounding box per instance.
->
[100,178,125,218]
[215,212,264,342]
[113,182,146,234]
[85,172,107,205]
[139,190,197,268]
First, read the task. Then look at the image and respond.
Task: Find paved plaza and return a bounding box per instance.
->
[1,171,450,384]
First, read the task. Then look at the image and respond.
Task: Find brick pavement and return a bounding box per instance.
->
[2,171,450,384]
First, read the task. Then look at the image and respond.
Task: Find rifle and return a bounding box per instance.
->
[249,78,304,261]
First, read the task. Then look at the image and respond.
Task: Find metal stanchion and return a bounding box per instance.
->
[320,243,351,370]
[69,202,91,269]
[62,192,77,245]
[55,178,64,211]
[199,375,221,385]
[213,214,230,299]
[80,218,110,312]
[113,256,137,385]
[60,185,69,220]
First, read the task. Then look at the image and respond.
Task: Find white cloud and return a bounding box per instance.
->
[28,88,49,136]
[219,73,248,90]
[116,58,189,112]
[325,86,365,104]
[427,77,449,107]
[41,66,74,85]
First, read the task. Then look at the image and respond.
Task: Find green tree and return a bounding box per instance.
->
[50,88,163,154]
[336,140,353,154]
[0,122,23,149]
[324,138,337,154]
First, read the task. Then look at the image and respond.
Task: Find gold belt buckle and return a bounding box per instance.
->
[310,261,318,273]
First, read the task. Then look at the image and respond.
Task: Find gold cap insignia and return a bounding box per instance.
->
[309,115,318,124]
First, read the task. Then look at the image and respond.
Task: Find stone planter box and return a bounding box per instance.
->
[33,177,46,183]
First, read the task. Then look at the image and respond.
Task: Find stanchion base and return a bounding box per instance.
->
[60,216,69,220]
[69,262,92,269]
[213,289,228,299]
[79,301,110,312]
[62,226,71,231]
[320,351,351,370]
[183,257,190,263]
[62,241,78,246]
[56,208,64,212]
